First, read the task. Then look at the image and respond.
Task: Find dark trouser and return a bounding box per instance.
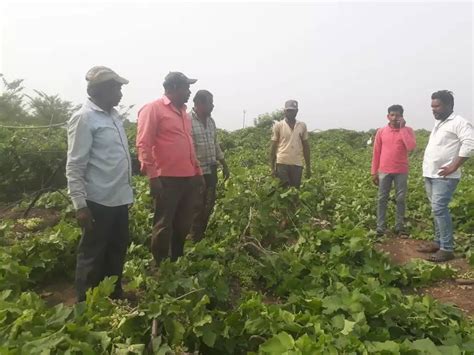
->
[151,176,201,265]
[191,166,218,242]
[276,163,303,188]
[75,201,129,302]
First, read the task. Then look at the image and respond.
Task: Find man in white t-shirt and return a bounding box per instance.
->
[417,90,473,262]
[270,100,311,188]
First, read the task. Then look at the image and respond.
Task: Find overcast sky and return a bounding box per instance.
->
[1,1,472,131]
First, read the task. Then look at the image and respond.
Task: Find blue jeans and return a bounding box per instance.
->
[377,173,408,233]
[424,177,459,252]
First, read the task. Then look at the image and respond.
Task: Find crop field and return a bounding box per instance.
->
[0,118,473,354]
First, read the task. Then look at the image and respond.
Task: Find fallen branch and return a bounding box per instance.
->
[240,206,254,240]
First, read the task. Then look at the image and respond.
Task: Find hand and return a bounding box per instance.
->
[398,117,406,128]
[305,168,311,179]
[271,166,277,177]
[195,175,206,194]
[150,177,163,197]
[76,207,94,231]
[222,165,230,181]
[438,164,458,177]
[198,175,206,188]
[371,174,379,186]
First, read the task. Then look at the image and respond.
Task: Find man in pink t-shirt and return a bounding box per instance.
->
[136,72,203,265]
[371,104,416,238]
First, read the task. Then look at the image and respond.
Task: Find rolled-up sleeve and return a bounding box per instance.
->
[457,119,474,158]
[214,126,224,161]
[271,123,280,141]
[136,103,160,178]
[66,114,92,210]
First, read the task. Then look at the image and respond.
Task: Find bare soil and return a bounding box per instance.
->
[1,207,62,233]
[376,236,474,317]
[37,279,76,306]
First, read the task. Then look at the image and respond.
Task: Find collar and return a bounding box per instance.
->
[285,119,299,125]
[162,95,187,111]
[386,123,400,130]
[191,108,211,122]
[444,112,455,121]
[85,98,118,116]
[434,112,456,128]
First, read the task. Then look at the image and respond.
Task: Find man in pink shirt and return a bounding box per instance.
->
[371,104,416,238]
[136,72,203,265]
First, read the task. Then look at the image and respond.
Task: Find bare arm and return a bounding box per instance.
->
[438,156,469,177]
[302,139,311,178]
[371,129,382,185]
[270,141,278,174]
[399,124,416,152]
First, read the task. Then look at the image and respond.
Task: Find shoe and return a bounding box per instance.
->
[426,250,455,262]
[395,229,409,239]
[416,242,440,253]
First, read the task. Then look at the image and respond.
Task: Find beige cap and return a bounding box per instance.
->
[85,66,129,85]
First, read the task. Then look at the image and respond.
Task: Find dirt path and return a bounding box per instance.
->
[376,237,474,317]
[37,279,76,306]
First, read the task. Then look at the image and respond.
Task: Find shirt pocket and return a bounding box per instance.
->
[92,122,124,159]
[435,130,458,147]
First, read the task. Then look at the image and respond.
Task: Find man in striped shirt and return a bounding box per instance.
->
[189,90,229,241]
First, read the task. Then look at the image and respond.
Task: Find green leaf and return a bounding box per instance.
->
[341,319,355,335]
[260,332,295,353]
[411,339,442,354]
[366,340,400,353]
[202,328,217,347]
[164,318,185,346]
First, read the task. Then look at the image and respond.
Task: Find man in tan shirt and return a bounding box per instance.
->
[270,100,311,187]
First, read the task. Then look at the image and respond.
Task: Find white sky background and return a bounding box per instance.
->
[1,1,472,131]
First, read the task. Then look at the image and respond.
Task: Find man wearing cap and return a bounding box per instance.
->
[270,100,311,188]
[189,90,230,242]
[136,72,203,266]
[66,66,133,302]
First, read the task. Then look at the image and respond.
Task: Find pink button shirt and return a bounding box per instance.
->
[136,95,202,178]
[371,125,417,175]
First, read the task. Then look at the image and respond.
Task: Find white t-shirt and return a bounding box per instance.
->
[422,113,474,179]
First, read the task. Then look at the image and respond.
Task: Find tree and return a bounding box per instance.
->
[253,109,284,128]
[0,75,30,124]
[27,90,79,125]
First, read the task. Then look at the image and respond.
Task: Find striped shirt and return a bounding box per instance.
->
[190,109,224,174]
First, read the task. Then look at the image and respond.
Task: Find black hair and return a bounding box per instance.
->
[387,104,404,115]
[193,90,213,104]
[431,90,454,109]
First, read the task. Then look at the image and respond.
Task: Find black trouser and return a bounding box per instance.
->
[190,165,218,242]
[276,163,303,188]
[75,201,129,302]
[151,176,201,265]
